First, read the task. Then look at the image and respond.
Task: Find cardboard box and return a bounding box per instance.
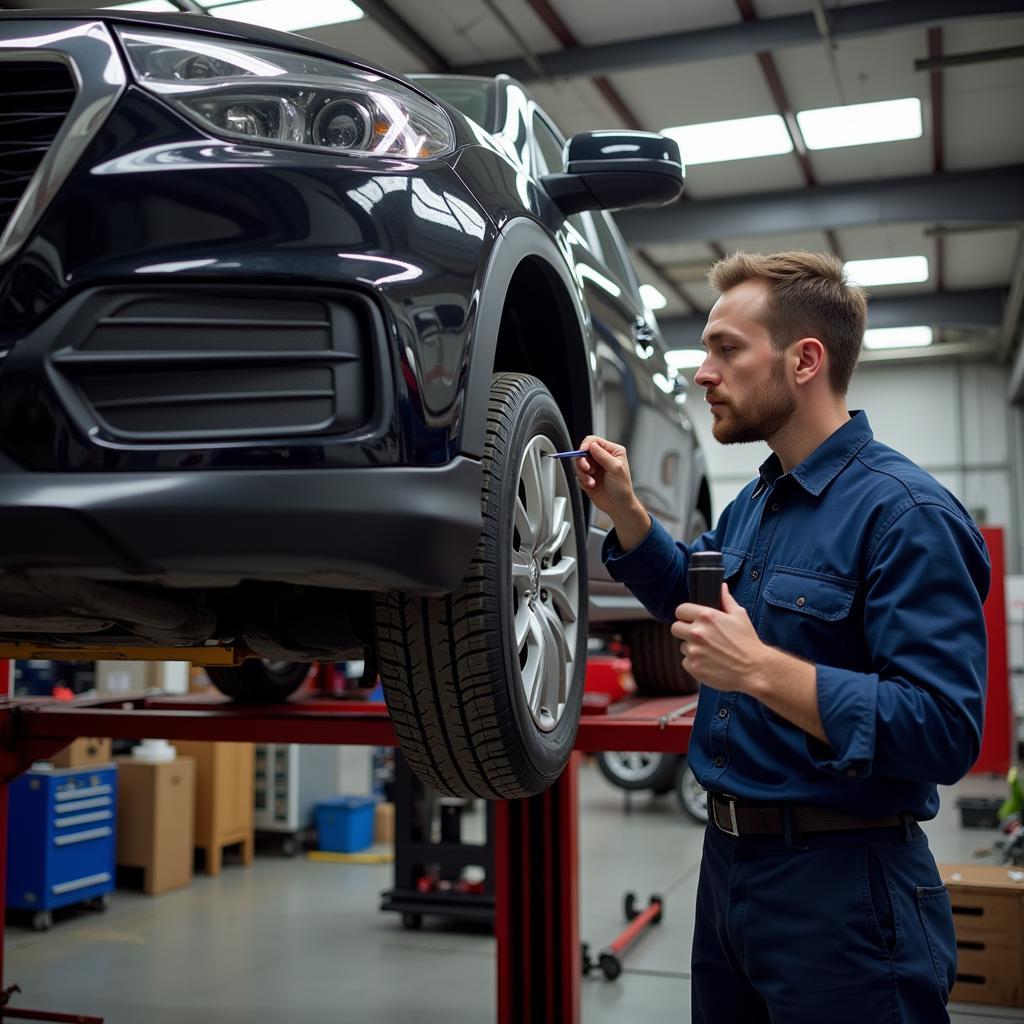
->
[375,801,395,845]
[50,736,112,768]
[940,863,1024,1007]
[116,756,195,895]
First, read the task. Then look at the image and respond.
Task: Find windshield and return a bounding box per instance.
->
[409,75,498,132]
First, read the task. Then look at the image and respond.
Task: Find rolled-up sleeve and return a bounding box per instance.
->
[807,503,990,785]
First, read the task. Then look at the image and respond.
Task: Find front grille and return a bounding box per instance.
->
[0,60,76,237]
[50,291,375,443]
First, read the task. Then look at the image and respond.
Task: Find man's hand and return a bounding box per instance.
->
[671,585,765,691]
[672,584,829,744]
[574,436,651,551]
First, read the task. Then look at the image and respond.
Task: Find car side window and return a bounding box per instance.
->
[532,111,590,241]
[591,211,639,300]
[532,113,565,176]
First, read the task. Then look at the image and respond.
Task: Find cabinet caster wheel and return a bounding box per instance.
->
[87,894,110,912]
[280,837,299,857]
[31,911,52,932]
[401,911,423,930]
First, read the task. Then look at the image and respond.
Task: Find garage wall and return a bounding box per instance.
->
[685,359,1020,572]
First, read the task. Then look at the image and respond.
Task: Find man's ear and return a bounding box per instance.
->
[792,337,826,386]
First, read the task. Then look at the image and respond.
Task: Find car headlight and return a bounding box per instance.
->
[116,28,454,159]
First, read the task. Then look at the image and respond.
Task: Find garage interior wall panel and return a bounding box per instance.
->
[691,360,1018,572]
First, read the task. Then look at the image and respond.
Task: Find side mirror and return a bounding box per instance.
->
[541,131,684,216]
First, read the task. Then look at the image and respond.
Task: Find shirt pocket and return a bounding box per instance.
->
[759,566,858,662]
[721,547,747,587]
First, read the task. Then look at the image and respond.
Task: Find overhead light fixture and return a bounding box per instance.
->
[660,114,793,166]
[844,255,929,288]
[640,284,668,310]
[797,98,923,151]
[863,326,934,350]
[199,0,364,32]
[666,349,706,370]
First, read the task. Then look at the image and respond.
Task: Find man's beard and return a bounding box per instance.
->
[709,356,795,445]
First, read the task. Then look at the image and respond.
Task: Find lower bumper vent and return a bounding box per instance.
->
[49,290,376,443]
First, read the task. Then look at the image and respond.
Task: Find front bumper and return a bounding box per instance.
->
[0,454,483,593]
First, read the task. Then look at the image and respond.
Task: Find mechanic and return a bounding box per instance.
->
[574,250,990,1023]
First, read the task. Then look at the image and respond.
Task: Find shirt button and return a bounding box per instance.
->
[714,756,725,768]
[796,596,806,607]
[750,570,760,581]
[771,502,781,512]
[718,708,729,719]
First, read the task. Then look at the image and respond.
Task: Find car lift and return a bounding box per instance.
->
[0,686,692,1024]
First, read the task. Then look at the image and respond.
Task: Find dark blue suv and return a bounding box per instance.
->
[0,11,709,797]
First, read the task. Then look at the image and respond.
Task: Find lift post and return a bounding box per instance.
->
[0,690,693,1023]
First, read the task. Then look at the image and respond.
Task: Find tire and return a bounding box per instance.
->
[207,660,312,702]
[596,751,680,793]
[675,760,709,824]
[629,509,708,696]
[628,621,699,695]
[374,373,588,799]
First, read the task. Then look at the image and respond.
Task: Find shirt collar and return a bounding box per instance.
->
[752,410,873,500]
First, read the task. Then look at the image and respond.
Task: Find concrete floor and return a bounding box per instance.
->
[4,762,1023,1023]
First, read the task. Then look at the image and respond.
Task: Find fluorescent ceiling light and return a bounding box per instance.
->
[845,255,929,288]
[202,0,363,32]
[640,284,668,310]
[797,98,922,151]
[666,349,706,370]
[863,326,934,350]
[104,1,179,9]
[660,114,792,166]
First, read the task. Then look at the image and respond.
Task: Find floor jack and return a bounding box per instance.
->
[582,892,664,980]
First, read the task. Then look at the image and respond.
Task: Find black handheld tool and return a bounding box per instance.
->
[688,551,724,610]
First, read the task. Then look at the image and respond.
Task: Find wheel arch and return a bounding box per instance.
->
[460,218,594,461]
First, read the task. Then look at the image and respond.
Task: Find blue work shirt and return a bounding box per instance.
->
[603,411,990,820]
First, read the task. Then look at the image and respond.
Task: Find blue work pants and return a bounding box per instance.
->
[692,819,958,1023]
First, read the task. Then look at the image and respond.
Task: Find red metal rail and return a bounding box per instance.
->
[0,689,693,1023]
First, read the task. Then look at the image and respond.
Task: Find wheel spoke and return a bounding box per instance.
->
[514,600,531,651]
[519,445,546,549]
[538,496,569,557]
[540,555,578,623]
[537,600,570,707]
[511,548,532,591]
[524,610,547,717]
[514,495,535,549]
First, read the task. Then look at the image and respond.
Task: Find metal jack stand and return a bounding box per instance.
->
[0,689,693,1023]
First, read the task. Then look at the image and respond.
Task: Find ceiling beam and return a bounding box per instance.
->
[616,165,1024,245]
[456,0,1023,82]
[929,27,945,291]
[999,232,1024,363]
[915,44,1024,71]
[659,289,1006,347]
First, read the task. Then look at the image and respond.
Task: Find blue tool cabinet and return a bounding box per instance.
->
[7,764,117,930]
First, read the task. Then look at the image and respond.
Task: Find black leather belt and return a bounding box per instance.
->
[709,792,905,838]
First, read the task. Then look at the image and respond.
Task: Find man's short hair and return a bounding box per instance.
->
[707,251,868,394]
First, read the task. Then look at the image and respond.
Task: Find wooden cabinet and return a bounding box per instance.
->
[175,741,255,875]
[940,863,1024,1007]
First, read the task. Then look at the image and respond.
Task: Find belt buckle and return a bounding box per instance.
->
[714,793,740,837]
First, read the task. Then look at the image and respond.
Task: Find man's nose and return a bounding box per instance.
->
[694,358,717,387]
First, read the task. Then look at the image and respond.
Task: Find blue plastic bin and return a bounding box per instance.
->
[315,796,375,853]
